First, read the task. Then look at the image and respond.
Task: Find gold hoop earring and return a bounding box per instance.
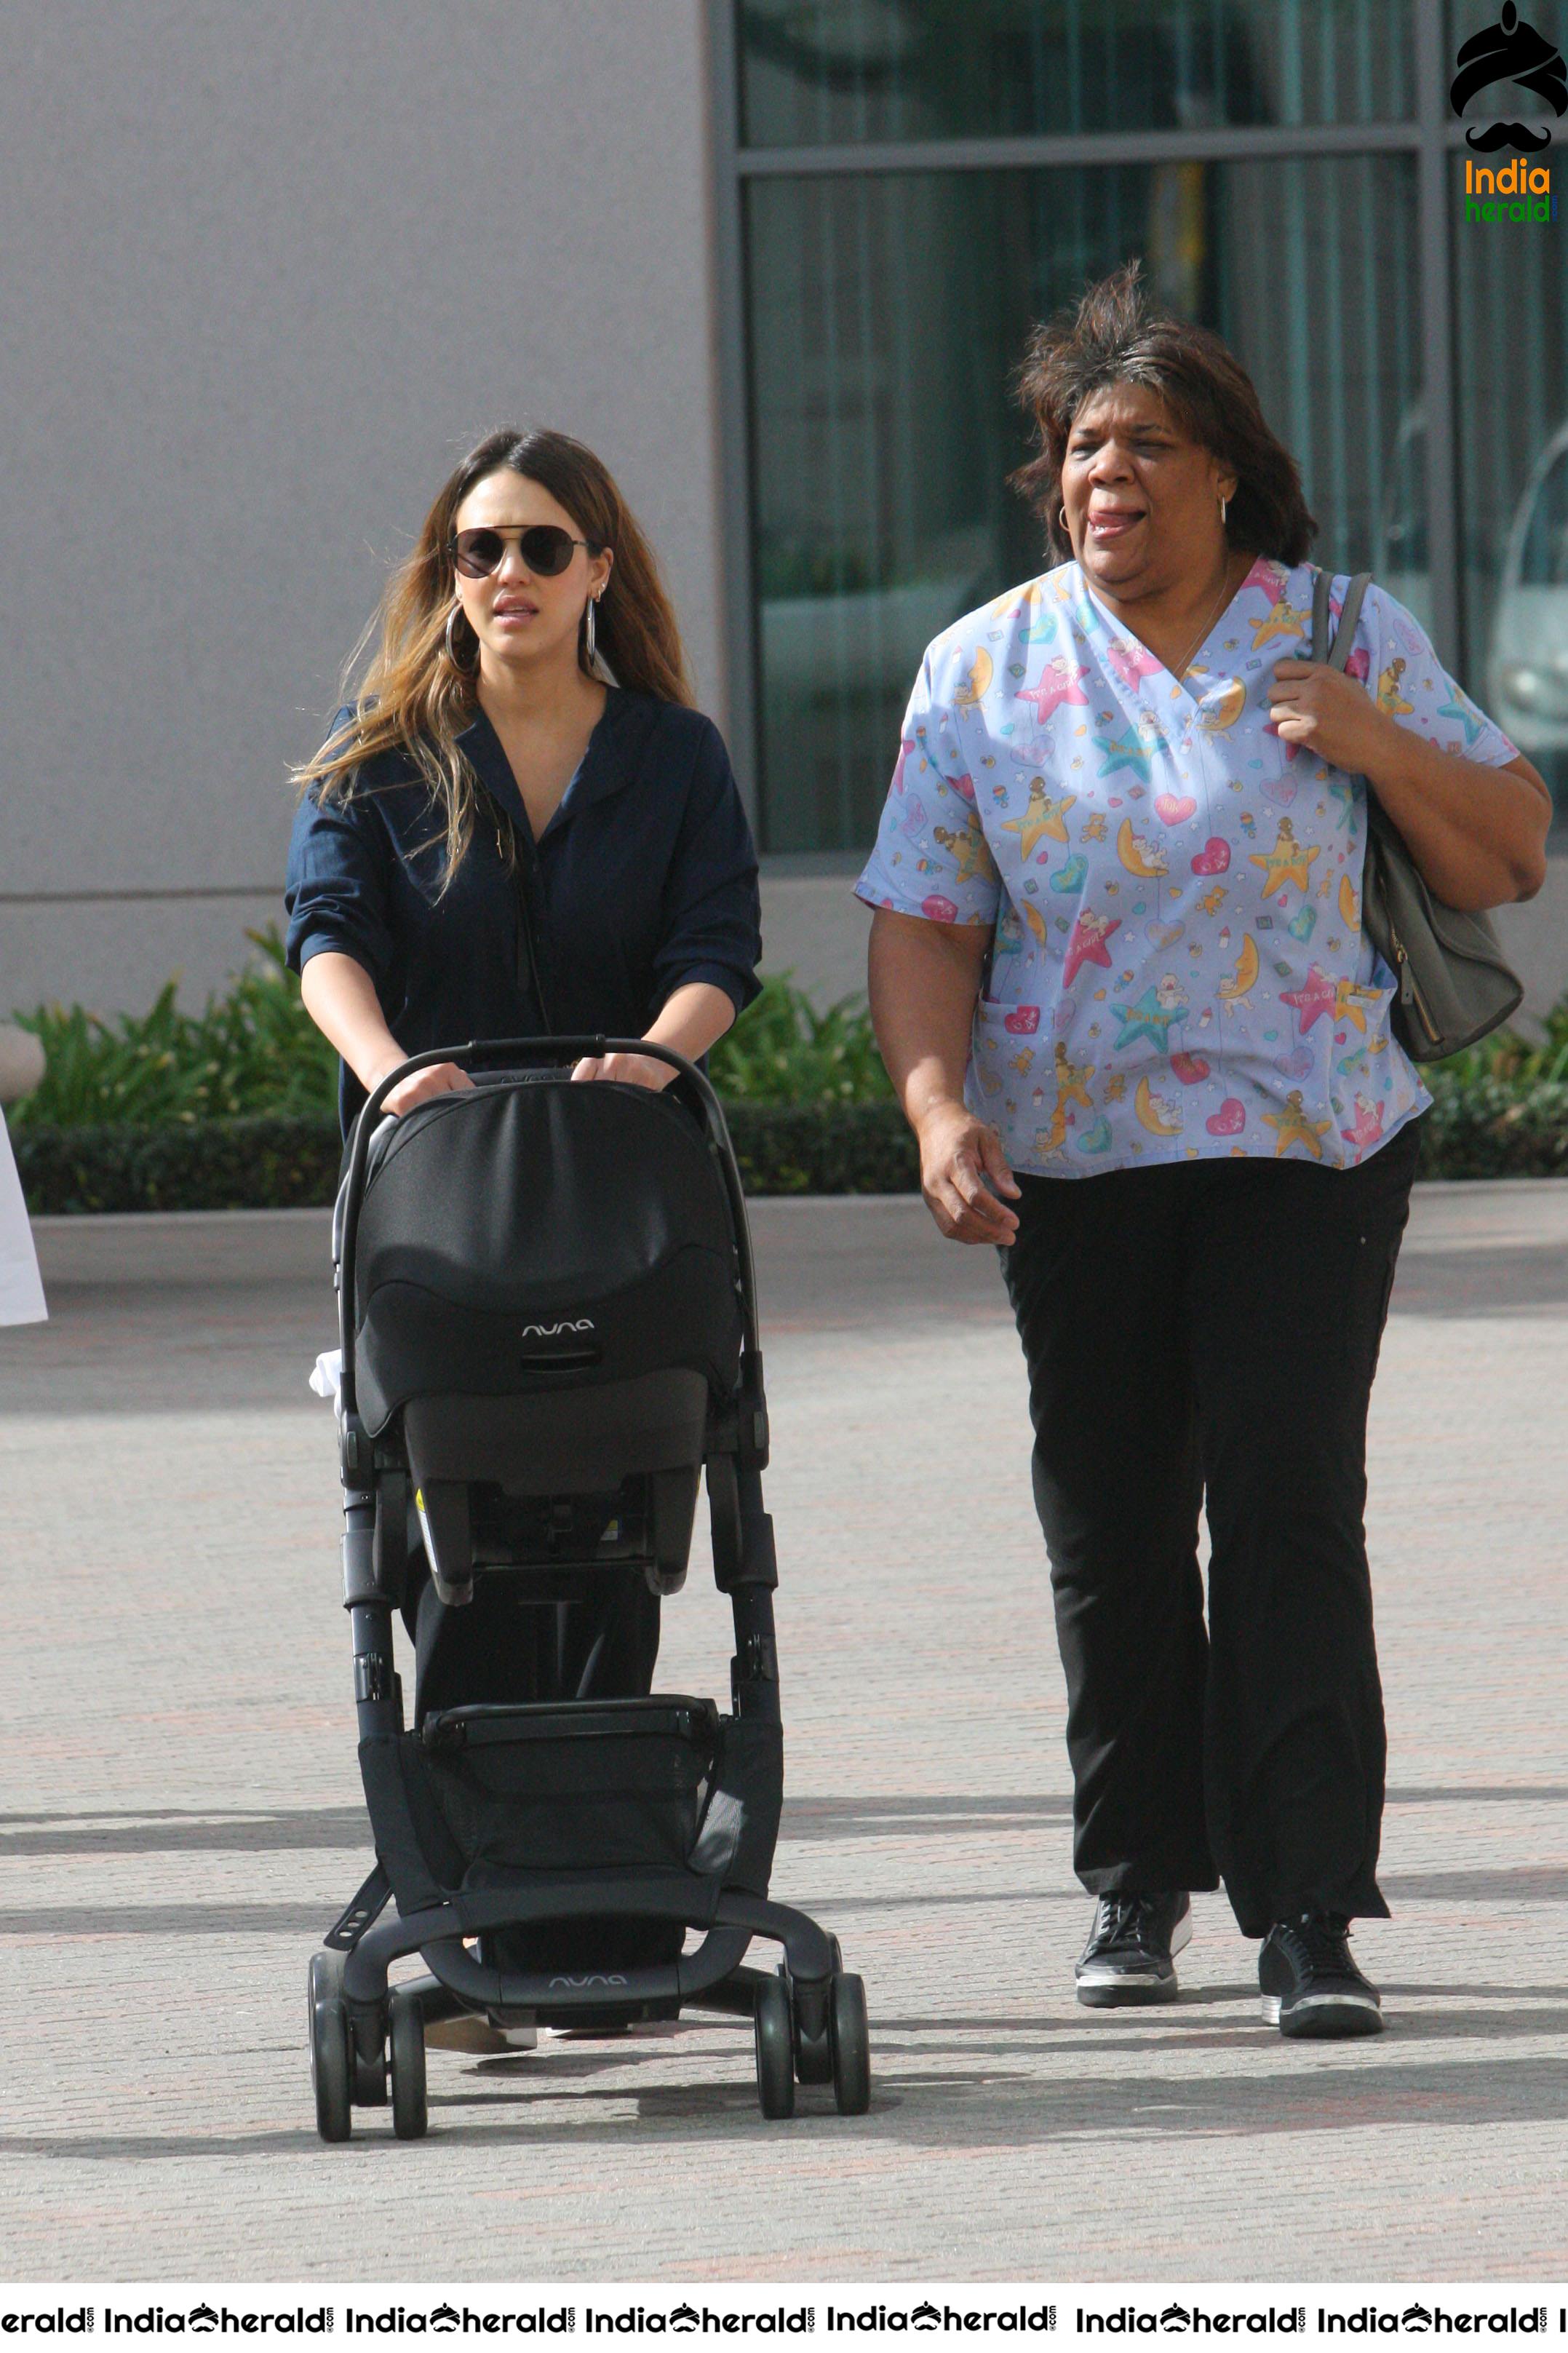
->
[1220,493,1230,525]
[1058,505,1070,536]
[445,603,477,674]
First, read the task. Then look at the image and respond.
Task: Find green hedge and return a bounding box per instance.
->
[1417,1076,1568,1180]
[12,1102,920,1216]
[14,1116,346,1216]
[12,1081,1568,1217]
[9,947,892,1132]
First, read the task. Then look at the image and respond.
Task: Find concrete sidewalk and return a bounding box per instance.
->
[1,1189,1565,2282]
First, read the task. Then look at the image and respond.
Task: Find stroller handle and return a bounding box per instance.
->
[334,1036,763,1429]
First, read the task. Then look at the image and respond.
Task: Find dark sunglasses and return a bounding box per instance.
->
[450,523,598,580]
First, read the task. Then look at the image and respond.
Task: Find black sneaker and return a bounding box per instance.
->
[1259,1913,1383,2039]
[1075,1892,1192,2007]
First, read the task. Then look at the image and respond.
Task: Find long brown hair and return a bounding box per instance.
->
[295,427,693,877]
[1011,262,1316,568]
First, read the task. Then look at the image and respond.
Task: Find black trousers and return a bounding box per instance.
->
[999,1116,1421,1937]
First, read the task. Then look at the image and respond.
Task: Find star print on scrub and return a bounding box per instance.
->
[856,558,1519,1178]
[1003,781,1077,857]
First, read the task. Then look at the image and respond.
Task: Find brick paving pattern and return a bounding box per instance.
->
[1,1187,1564,2282]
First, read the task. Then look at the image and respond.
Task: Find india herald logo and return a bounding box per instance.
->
[1452,4,1567,151]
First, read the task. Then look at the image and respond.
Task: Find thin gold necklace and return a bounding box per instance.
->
[1169,561,1238,682]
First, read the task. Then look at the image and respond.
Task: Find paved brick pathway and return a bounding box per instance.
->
[1,1187,1565,2282]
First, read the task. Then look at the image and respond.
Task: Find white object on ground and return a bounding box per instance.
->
[310,1347,343,1404]
[0,1107,47,1324]
[0,1026,45,1106]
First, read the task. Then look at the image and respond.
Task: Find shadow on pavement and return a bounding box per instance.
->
[0,1793,1556,1863]
[8,2044,1567,2162]
[0,1903,335,1936]
[864,2007,1568,2058]
[0,1794,1075,1862]
[0,1806,366,1857]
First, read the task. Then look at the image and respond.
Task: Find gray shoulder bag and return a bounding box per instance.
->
[1311,568,1523,1061]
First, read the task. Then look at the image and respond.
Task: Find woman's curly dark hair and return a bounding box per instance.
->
[1011,261,1316,568]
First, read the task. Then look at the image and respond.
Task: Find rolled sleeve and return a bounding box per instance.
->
[284,782,396,985]
[652,718,763,1017]
[856,648,1000,928]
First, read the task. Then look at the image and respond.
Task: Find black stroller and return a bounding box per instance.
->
[306,1036,869,2139]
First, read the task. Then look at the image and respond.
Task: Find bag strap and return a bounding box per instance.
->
[1311,566,1372,671]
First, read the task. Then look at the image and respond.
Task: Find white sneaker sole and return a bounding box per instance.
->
[1261,1989,1383,2038]
[1075,1902,1193,2005]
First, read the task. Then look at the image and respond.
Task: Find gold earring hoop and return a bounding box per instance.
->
[1058,505,1070,536]
[444,603,477,674]
[1220,493,1230,525]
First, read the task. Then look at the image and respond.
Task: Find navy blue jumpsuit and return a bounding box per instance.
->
[285,689,761,1847]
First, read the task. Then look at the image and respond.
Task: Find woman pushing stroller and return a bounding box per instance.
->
[285,426,759,1741]
[290,430,870,2128]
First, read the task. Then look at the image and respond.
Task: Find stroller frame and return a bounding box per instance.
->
[309,1035,868,2138]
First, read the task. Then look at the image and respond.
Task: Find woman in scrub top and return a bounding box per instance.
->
[860,266,1551,2041]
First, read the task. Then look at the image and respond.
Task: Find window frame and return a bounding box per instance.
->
[709,0,1480,846]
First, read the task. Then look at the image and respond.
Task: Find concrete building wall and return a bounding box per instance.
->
[0,0,725,1017]
[4,1,1562,1031]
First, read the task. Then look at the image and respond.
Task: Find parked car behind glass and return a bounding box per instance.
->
[1489,418,1568,757]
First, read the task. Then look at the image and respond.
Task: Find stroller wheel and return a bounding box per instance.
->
[389,1986,428,2140]
[309,1948,346,2007]
[829,1972,871,2116]
[783,1966,833,2086]
[309,1960,352,2143]
[753,1977,795,2119]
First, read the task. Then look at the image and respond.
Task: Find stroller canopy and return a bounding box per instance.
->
[351,1078,744,1434]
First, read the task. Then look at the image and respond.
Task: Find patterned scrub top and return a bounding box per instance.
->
[856,558,1519,1178]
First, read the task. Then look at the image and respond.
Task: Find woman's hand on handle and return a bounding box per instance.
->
[570,1050,674,1090]
[299,948,474,1116]
[570,979,738,1091]
[373,1060,474,1116]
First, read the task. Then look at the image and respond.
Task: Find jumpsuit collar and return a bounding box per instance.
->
[455,686,633,846]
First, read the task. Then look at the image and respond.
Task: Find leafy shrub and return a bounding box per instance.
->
[9,940,883,1126]
[9,929,1568,1205]
[1417,1074,1568,1178]
[12,1103,920,1215]
[11,929,337,1128]
[1433,994,1568,1090]
[707,976,893,1104]
[15,1116,346,1216]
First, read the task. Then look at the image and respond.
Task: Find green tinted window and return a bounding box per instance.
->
[1454,141,1568,787]
[739,0,1413,148]
[747,155,1422,852]
[1517,452,1568,590]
